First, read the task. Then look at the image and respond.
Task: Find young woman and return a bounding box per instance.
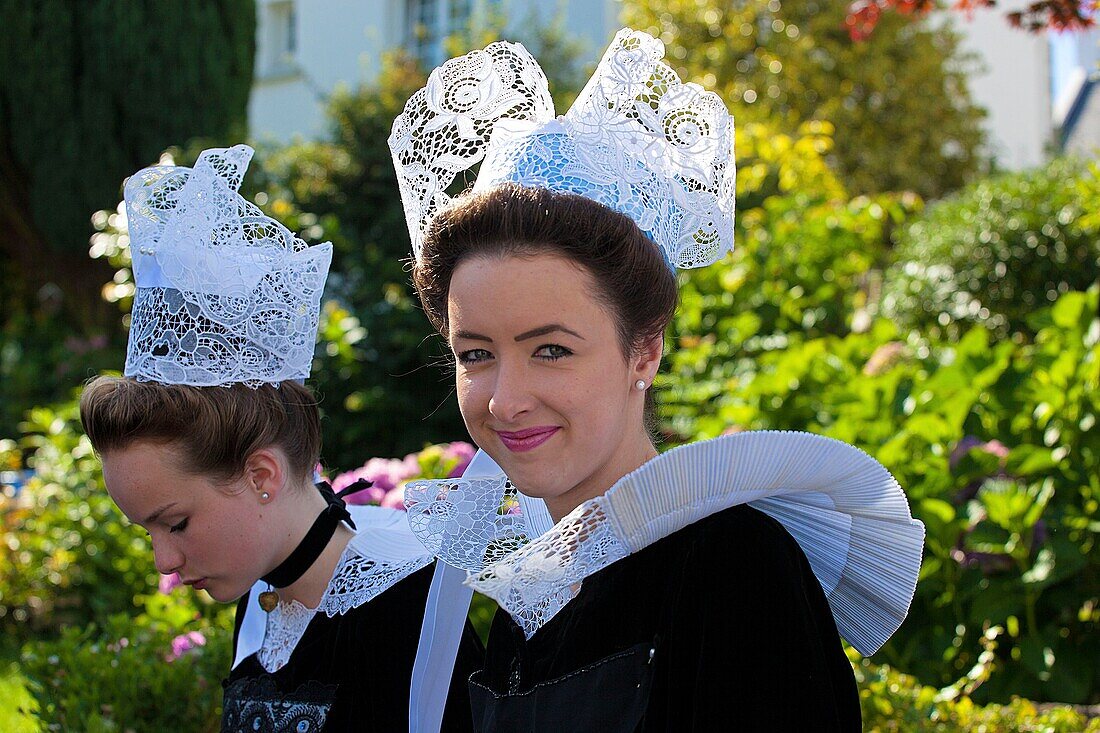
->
[390,30,925,731]
[80,145,480,732]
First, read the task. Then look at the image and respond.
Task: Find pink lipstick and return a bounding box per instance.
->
[495,426,560,453]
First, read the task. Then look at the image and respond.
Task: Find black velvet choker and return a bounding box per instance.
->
[260,479,373,590]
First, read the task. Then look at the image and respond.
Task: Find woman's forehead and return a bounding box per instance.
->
[447,253,610,335]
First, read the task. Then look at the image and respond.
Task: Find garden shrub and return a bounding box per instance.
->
[0,403,155,642]
[662,286,1099,702]
[855,656,1100,732]
[21,593,232,733]
[664,120,917,439]
[883,157,1100,339]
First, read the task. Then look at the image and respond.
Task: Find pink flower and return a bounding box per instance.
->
[335,456,420,498]
[166,631,206,662]
[159,572,182,594]
[334,470,387,506]
[444,441,476,477]
[949,436,1012,470]
[863,341,906,376]
[381,487,407,511]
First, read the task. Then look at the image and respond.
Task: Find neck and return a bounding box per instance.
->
[542,432,658,523]
[267,480,354,608]
[279,524,354,608]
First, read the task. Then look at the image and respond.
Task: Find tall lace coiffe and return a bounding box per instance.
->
[124,145,332,387]
[392,30,923,730]
[389,28,735,269]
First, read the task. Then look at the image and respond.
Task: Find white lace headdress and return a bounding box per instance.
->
[388,28,735,268]
[123,145,332,387]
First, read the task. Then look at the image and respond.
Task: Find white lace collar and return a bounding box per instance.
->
[233,505,434,671]
[406,430,925,655]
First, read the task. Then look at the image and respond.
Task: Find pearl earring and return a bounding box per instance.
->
[260,491,270,501]
[635,380,646,390]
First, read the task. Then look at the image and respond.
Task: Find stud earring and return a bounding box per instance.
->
[260,491,270,501]
[635,380,646,390]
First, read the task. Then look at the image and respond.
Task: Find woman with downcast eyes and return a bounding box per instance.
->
[81,146,481,733]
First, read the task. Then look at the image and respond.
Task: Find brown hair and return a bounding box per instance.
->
[79,377,322,483]
[413,183,678,357]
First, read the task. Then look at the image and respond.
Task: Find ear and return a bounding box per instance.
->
[243,446,287,503]
[631,333,664,386]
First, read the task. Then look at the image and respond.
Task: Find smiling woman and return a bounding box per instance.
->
[416,185,675,521]
[77,146,481,733]
[392,28,924,733]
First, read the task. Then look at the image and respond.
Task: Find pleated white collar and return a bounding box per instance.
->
[406,430,925,655]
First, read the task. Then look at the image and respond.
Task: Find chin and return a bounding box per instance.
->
[204,582,242,604]
[481,442,580,496]
[502,465,573,501]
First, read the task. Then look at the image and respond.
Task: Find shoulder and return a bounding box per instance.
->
[635,504,826,620]
[661,503,807,575]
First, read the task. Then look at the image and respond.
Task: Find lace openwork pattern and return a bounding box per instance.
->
[404,475,530,571]
[389,28,735,269]
[388,42,554,258]
[124,145,332,387]
[257,544,432,672]
[467,500,629,638]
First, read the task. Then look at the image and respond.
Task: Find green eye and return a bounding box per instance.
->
[535,344,572,360]
[457,349,492,364]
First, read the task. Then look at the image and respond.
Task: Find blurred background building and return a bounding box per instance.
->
[250,0,618,140]
[250,0,1100,169]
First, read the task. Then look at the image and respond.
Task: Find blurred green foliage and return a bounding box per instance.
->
[854,654,1100,732]
[667,181,1099,705]
[663,118,919,437]
[0,406,155,642]
[0,311,120,445]
[21,593,232,732]
[0,0,254,261]
[884,158,1100,339]
[622,0,987,200]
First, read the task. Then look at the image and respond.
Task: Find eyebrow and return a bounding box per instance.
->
[514,324,585,342]
[144,502,178,526]
[452,324,585,343]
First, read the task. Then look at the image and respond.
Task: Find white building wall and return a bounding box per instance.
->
[248,0,620,143]
[250,0,1082,171]
[945,2,1052,169]
[250,0,402,142]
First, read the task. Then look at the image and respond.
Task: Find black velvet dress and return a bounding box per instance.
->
[223,564,484,733]
[470,504,861,732]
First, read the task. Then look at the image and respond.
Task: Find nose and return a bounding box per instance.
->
[151,534,185,576]
[487,359,536,424]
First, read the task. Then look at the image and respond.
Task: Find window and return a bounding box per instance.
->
[406,0,475,67]
[258,0,298,80]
